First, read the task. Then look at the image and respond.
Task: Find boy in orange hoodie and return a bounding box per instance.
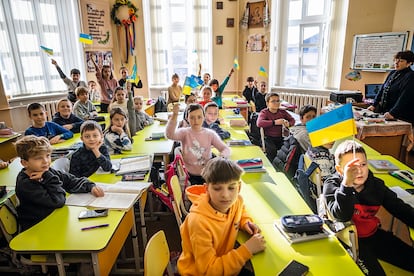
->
[177,157,266,275]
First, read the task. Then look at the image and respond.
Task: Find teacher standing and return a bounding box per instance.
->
[368,50,414,124]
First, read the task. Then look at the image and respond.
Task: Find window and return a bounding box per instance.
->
[0,0,83,98]
[143,0,212,86]
[270,0,347,89]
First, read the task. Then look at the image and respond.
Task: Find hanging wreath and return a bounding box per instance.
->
[111,0,138,64]
[110,0,138,26]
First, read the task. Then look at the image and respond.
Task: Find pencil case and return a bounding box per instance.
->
[281,214,323,233]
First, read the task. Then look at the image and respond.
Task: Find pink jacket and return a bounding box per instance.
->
[166,120,230,175]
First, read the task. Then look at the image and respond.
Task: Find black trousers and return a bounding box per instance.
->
[358,228,414,275]
[264,136,283,163]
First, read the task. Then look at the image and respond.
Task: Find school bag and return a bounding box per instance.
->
[272,134,302,179]
[247,112,262,147]
[292,154,319,213]
[150,154,189,212]
[154,96,167,113]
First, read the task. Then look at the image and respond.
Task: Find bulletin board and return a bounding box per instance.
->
[350,32,409,71]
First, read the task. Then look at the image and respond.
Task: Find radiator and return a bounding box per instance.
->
[40,100,59,121]
[277,92,329,116]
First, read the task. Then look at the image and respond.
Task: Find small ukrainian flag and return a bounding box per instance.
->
[258,66,268,77]
[306,103,357,147]
[40,46,53,56]
[233,58,240,70]
[79,33,93,45]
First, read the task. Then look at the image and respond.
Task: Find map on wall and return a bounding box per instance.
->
[80,0,113,48]
[351,32,408,71]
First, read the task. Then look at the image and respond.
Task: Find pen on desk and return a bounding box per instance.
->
[81,223,109,231]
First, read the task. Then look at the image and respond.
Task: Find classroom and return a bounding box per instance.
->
[1,0,414,275]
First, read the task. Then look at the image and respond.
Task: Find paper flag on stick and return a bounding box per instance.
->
[233,58,240,70]
[182,75,201,95]
[258,66,268,77]
[79,33,93,44]
[126,64,140,85]
[306,103,356,147]
[40,46,53,56]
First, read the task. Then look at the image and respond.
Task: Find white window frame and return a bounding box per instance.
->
[270,0,348,90]
[142,0,212,87]
[0,0,84,98]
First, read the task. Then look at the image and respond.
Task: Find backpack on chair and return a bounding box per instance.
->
[150,154,189,212]
[247,112,262,147]
[272,134,302,179]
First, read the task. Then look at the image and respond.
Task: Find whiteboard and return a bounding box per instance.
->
[351,32,409,71]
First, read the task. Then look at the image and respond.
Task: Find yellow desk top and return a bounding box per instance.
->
[52,133,81,149]
[238,172,362,275]
[0,133,21,143]
[130,121,173,156]
[0,158,22,187]
[10,205,125,252]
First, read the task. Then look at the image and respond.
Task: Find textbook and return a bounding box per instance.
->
[65,181,152,210]
[237,158,266,173]
[115,155,152,175]
[389,186,414,208]
[368,159,399,172]
[227,140,252,146]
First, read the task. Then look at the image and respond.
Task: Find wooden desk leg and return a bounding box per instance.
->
[55,253,66,276]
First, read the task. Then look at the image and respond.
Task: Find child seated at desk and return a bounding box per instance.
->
[203,102,230,140]
[69,120,112,177]
[73,87,99,120]
[290,105,317,152]
[209,67,234,109]
[323,140,414,275]
[133,96,154,131]
[15,135,104,231]
[25,102,73,145]
[109,86,129,115]
[166,103,230,185]
[52,98,84,133]
[177,157,266,275]
[256,92,295,162]
[306,141,336,182]
[104,108,132,154]
[198,86,213,107]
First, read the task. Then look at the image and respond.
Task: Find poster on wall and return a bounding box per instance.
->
[80,0,112,48]
[86,51,113,73]
[246,34,268,53]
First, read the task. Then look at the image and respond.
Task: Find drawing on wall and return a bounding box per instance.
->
[86,51,113,73]
[246,34,268,53]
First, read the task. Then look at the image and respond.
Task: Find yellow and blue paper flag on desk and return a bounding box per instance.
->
[306,103,356,147]
[79,33,93,44]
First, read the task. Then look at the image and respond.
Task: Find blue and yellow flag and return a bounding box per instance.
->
[182,75,202,95]
[40,45,53,56]
[126,64,140,85]
[233,58,240,70]
[79,33,93,44]
[258,66,268,77]
[306,103,356,147]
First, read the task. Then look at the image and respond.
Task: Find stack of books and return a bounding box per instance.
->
[237,158,265,173]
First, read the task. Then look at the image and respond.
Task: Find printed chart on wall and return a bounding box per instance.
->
[351,32,408,71]
[80,0,113,48]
